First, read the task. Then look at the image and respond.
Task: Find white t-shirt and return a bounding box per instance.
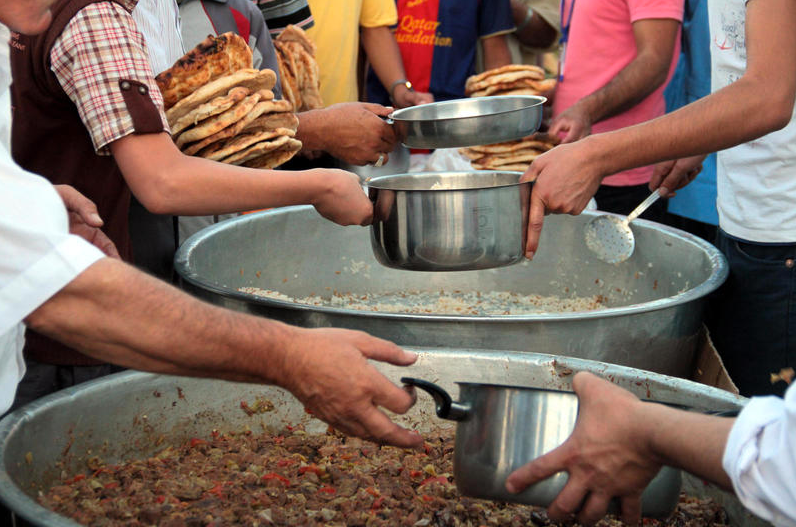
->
[709,0,796,243]
[723,382,796,526]
[0,32,105,413]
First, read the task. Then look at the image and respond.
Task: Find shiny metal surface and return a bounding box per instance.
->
[0,349,758,526]
[368,171,531,271]
[389,96,545,149]
[585,190,663,264]
[336,144,410,182]
[174,206,727,377]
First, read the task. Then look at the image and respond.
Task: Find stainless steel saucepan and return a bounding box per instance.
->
[401,377,683,519]
[388,96,546,149]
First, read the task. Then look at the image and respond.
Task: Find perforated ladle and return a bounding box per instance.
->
[584,189,662,264]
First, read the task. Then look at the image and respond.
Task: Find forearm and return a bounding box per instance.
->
[295,108,330,152]
[640,402,734,489]
[25,258,296,384]
[111,133,331,215]
[361,26,408,93]
[584,73,794,178]
[481,34,512,71]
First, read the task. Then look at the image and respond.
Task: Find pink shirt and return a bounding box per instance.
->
[553,0,683,186]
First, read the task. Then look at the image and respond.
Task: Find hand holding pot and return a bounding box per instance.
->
[309,168,374,226]
[505,372,664,525]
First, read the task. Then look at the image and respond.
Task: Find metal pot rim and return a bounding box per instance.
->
[175,206,728,322]
[388,95,547,123]
[365,171,529,191]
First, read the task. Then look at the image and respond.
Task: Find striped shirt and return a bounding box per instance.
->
[50,1,169,154]
[132,0,186,75]
[253,0,313,36]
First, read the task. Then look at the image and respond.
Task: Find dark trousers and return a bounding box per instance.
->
[706,230,796,397]
[594,183,668,223]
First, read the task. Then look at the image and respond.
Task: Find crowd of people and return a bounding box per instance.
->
[1,0,794,525]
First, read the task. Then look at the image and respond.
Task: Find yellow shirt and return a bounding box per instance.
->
[306,0,397,105]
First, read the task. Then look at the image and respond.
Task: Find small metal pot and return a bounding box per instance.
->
[368,171,531,271]
[389,96,546,149]
[402,377,682,519]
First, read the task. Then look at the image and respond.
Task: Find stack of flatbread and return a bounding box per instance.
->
[459,132,560,171]
[464,64,555,98]
[156,32,302,169]
[273,25,323,112]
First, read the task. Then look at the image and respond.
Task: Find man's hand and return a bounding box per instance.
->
[393,85,434,108]
[521,138,605,259]
[505,372,663,525]
[309,168,373,226]
[281,327,423,448]
[649,155,706,197]
[549,102,592,143]
[54,184,120,258]
[313,103,397,166]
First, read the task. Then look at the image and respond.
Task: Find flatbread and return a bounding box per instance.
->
[458,147,484,161]
[199,128,296,161]
[242,139,303,169]
[473,162,531,171]
[176,92,262,147]
[277,24,316,56]
[221,134,295,165]
[166,68,277,125]
[241,111,299,134]
[274,42,302,110]
[169,86,250,135]
[472,149,545,167]
[181,99,284,155]
[293,44,323,110]
[466,70,548,94]
[156,33,252,109]
[465,65,545,88]
[476,79,550,97]
[467,139,556,154]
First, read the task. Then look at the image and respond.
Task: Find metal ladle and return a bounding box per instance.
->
[584,189,662,264]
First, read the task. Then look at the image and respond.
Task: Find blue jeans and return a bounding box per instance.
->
[706,230,796,397]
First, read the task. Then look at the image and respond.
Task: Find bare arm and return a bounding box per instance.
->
[522,0,796,258]
[481,33,513,72]
[110,133,373,225]
[511,0,558,49]
[505,372,734,525]
[361,25,434,107]
[25,257,423,448]
[550,18,680,142]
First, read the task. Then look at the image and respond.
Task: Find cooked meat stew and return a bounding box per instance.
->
[40,426,729,526]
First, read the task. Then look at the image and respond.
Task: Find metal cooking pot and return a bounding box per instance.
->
[389,96,545,149]
[336,143,411,182]
[368,171,531,271]
[0,349,757,527]
[401,377,681,518]
[174,206,728,377]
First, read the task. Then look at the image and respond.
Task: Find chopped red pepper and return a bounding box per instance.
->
[421,494,434,502]
[103,482,119,490]
[64,474,85,484]
[155,495,166,504]
[419,476,448,487]
[298,464,324,477]
[365,486,380,497]
[91,468,110,478]
[277,458,296,467]
[261,472,290,485]
[304,407,314,415]
[370,496,385,510]
[240,401,254,416]
[285,425,294,431]
[207,484,225,498]
[423,443,432,455]
[408,470,423,478]
[317,486,336,494]
[189,438,207,448]
[273,435,284,445]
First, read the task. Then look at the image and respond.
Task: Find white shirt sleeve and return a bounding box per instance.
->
[723,383,796,527]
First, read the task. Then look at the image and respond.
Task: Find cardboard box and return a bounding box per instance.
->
[691,325,739,394]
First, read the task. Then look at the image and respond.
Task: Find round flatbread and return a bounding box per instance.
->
[472,162,531,171]
[176,92,262,147]
[169,86,250,135]
[222,135,295,165]
[466,70,548,94]
[243,139,303,169]
[156,32,253,109]
[465,64,545,88]
[242,111,299,134]
[166,68,276,124]
[199,128,296,162]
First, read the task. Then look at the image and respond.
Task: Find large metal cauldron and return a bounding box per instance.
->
[0,350,761,526]
[174,206,727,378]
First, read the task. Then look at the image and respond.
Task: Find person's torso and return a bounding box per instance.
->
[132,0,185,75]
[709,0,796,242]
[305,0,365,104]
[554,0,681,185]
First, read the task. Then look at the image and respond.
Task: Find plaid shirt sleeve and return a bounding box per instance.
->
[50,2,169,155]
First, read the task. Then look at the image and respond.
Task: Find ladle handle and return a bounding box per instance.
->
[626,189,662,224]
[401,377,470,421]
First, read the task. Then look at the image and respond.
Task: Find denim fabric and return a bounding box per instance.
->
[706,230,796,397]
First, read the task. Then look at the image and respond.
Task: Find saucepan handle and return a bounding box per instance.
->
[401,377,470,421]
